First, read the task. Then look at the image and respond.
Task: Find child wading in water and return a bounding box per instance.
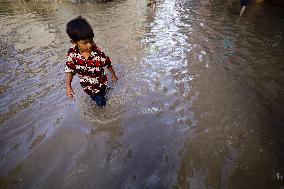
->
[65,16,118,107]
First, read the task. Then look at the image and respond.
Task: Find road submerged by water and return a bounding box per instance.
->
[0,0,284,188]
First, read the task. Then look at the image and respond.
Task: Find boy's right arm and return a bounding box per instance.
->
[66,72,75,99]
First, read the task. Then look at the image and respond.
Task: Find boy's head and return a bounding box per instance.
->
[66,16,94,42]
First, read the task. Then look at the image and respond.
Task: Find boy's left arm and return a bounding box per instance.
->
[108,66,118,83]
[97,44,118,83]
[100,49,118,83]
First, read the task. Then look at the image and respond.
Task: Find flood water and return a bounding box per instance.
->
[0,0,284,188]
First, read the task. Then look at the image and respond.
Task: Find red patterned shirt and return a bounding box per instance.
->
[65,44,112,95]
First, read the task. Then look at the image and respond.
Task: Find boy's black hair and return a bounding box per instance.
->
[66,16,94,41]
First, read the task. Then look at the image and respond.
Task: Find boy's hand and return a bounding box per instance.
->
[112,75,118,83]
[107,67,118,84]
[66,87,75,99]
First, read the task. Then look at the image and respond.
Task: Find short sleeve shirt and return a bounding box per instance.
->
[65,44,112,95]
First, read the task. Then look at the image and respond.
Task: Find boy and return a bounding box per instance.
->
[65,16,118,107]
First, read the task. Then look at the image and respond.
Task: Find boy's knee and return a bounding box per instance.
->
[97,98,106,107]
[90,94,106,107]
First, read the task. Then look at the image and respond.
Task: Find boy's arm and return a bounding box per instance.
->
[96,44,118,83]
[108,67,118,83]
[66,72,75,99]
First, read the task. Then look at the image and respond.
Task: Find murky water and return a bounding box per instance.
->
[0,0,284,188]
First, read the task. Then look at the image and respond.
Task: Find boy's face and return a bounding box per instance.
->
[74,38,93,53]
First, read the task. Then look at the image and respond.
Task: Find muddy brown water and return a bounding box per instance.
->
[0,0,284,188]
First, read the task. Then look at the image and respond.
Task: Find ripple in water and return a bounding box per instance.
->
[79,64,151,124]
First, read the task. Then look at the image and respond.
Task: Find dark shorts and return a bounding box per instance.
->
[240,0,248,6]
[90,91,106,107]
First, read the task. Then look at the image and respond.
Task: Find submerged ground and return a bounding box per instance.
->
[0,0,284,188]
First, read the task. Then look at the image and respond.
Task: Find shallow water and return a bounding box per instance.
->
[0,0,284,188]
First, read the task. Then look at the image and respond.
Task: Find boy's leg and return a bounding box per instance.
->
[240,0,248,16]
[90,92,107,107]
[240,6,246,16]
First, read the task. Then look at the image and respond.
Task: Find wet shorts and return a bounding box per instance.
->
[90,91,106,107]
[240,0,248,6]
